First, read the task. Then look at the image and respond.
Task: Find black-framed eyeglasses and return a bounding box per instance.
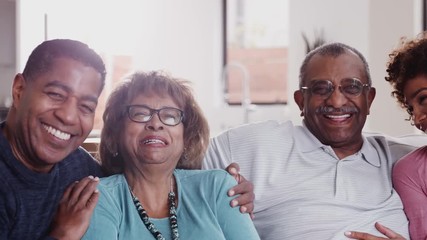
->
[126,105,184,126]
[301,78,370,99]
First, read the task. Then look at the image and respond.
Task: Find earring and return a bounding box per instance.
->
[182,148,188,161]
[410,117,415,126]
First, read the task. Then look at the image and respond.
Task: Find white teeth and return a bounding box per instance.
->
[143,139,165,145]
[43,124,71,140]
[326,114,350,119]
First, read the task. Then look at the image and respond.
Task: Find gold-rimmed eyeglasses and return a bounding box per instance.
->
[301,78,370,99]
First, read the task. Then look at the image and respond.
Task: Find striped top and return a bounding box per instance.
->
[203,120,417,240]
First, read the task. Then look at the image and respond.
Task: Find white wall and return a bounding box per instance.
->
[368,0,421,135]
[10,0,424,137]
[0,0,16,106]
[129,1,289,136]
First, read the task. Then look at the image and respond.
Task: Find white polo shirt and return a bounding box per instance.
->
[203,120,417,240]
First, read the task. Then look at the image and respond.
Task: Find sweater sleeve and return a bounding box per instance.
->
[39,237,58,240]
[0,184,14,240]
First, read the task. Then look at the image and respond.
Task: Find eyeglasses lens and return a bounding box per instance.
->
[128,106,183,126]
[340,78,363,96]
[158,108,182,125]
[308,78,365,98]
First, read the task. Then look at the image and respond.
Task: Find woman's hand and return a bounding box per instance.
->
[344,222,406,240]
[225,163,255,219]
[48,176,100,240]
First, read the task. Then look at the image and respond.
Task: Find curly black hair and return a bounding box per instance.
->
[385,32,427,120]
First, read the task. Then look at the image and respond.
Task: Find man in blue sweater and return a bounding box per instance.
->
[0,39,107,240]
[0,39,254,240]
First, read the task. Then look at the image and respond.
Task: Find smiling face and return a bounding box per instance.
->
[7,57,102,172]
[403,74,427,132]
[294,50,376,157]
[120,92,184,170]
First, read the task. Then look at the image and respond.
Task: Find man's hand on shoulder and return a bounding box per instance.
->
[225,162,255,219]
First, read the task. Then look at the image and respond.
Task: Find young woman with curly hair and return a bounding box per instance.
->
[386,32,427,240]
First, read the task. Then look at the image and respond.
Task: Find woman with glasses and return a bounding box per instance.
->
[82,71,260,239]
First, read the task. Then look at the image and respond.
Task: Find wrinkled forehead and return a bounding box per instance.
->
[304,51,368,85]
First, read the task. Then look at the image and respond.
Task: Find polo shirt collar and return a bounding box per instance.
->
[359,136,381,167]
[295,122,380,167]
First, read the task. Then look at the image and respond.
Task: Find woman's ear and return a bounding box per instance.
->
[106,137,118,157]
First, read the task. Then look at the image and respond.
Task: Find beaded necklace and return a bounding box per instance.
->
[130,179,179,240]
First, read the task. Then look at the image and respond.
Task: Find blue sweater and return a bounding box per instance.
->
[0,122,104,240]
[83,169,260,239]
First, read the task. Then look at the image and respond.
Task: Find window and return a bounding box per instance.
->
[223,0,289,105]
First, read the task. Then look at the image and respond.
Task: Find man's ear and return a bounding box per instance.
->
[11,74,27,108]
[294,90,305,116]
[366,87,376,115]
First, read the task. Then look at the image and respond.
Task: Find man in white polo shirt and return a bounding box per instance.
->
[203,42,417,239]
